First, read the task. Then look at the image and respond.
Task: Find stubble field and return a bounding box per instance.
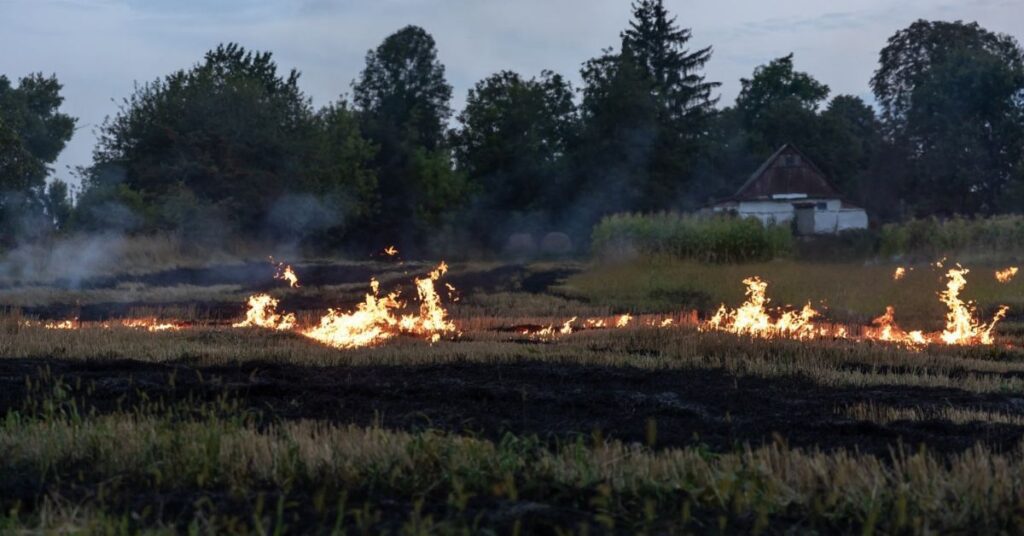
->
[3,256,1024,533]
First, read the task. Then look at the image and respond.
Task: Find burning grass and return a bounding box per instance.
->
[701,266,1008,347]
[561,257,1024,326]
[5,257,1024,531]
[235,261,458,349]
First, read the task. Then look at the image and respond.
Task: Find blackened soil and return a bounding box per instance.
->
[17,264,582,321]
[4,357,1023,456]
[16,262,385,291]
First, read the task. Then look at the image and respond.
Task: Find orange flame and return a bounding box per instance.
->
[120,318,182,332]
[301,279,402,349]
[893,267,906,281]
[233,294,296,331]
[996,266,1018,283]
[383,246,398,257]
[704,268,1008,347]
[866,306,926,346]
[397,262,458,343]
[270,257,300,288]
[703,277,822,340]
[938,267,1007,345]
[531,316,577,339]
[297,263,458,349]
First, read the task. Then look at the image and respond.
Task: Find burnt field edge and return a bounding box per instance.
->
[4,356,1024,456]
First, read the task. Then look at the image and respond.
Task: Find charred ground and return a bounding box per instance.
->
[6,259,1024,533]
[3,357,1024,457]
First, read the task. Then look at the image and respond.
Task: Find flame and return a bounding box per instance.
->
[397,262,457,343]
[383,246,398,257]
[893,267,906,281]
[270,257,300,288]
[996,266,1018,283]
[301,263,457,348]
[938,267,1007,345]
[43,319,76,330]
[703,277,822,340]
[866,306,926,346]
[530,316,577,339]
[703,269,1008,347]
[120,318,182,332]
[615,314,632,328]
[233,294,296,331]
[301,279,402,349]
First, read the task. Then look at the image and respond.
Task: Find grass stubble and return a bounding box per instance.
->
[4,311,1024,532]
[4,258,1024,532]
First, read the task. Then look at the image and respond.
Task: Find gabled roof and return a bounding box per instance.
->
[723,144,844,202]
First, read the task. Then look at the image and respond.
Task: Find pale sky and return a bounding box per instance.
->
[2,0,1022,188]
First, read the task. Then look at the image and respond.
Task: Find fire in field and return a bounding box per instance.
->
[7,246,1024,533]
[30,257,1012,351]
[8,0,1024,531]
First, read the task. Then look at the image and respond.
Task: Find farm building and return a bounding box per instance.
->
[710,144,868,234]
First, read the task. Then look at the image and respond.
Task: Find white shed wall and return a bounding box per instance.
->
[735,201,795,226]
[712,199,868,234]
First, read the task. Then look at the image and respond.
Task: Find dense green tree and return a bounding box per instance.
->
[621,0,718,127]
[353,26,466,247]
[84,43,376,240]
[452,70,577,244]
[0,74,76,243]
[733,54,829,155]
[871,20,1024,215]
[0,118,44,192]
[818,95,883,196]
[736,54,829,121]
[354,26,452,151]
[576,48,659,214]
[307,101,379,223]
[574,0,718,219]
[42,179,73,230]
[0,74,76,190]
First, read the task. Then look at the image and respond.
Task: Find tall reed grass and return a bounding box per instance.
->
[591,212,793,263]
[880,215,1024,260]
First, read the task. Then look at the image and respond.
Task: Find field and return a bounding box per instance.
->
[4,253,1024,533]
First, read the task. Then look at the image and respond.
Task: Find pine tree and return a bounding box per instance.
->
[621,0,718,127]
[588,0,719,210]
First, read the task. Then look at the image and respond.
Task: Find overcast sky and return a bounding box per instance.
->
[2,0,1022,187]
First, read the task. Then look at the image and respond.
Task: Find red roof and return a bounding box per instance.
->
[727,144,844,201]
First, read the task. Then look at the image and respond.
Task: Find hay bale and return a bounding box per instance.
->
[540,232,573,256]
[503,233,536,258]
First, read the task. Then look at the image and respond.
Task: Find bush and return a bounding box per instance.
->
[879,216,1024,260]
[590,212,793,263]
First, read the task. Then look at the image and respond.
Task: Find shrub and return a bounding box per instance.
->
[590,212,793,263]
[879,215,1024,260]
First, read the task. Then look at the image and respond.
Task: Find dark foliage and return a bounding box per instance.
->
[0,73,76,244]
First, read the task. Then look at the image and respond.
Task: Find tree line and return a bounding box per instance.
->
[2,1,1023,254]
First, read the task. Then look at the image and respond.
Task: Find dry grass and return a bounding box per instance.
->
[559,257,1024,326]
[6,258,1024,531]
[6,312,1024,394]
[5,393,1024,533]
[842,402,1024,427]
